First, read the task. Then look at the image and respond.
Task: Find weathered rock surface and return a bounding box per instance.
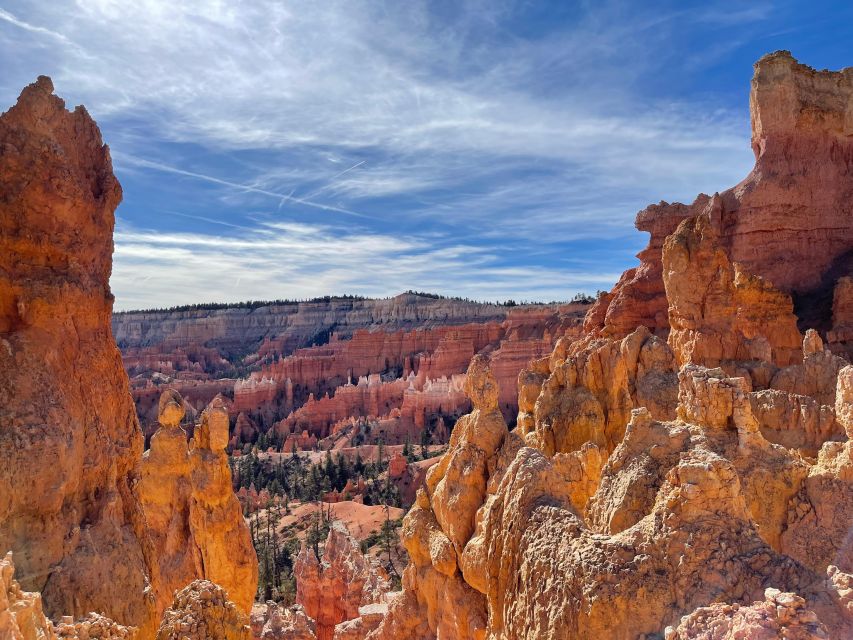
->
[140,391,257,613]
[155,581,251,640]
[669,588,828,639]
[1,551,60,640]
[588,51,853,342]
[829,277,853,358]
[1,77,258,639]
[527,326,677,458]
[371,357,853,639]
[1,552,136,640]
[364,51,853,640]
[0,76,157,634]
[663,208,802,371]
[293,522,389,640]
[250,602,317,640]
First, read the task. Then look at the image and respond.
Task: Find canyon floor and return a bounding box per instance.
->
[2,49,853,640]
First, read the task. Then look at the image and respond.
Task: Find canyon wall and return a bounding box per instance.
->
[363,51,853,639]
[118,294,588,450]
[0,78,257,639]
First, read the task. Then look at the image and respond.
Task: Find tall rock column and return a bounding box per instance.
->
[138,391,202,612]
[0,77,157,633]
[140,390,257,615]
[189,396,258,613]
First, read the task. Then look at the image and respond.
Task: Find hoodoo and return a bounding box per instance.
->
[1,46,852,640]
[364,51,853,640]
[0,75,157,633]
[0,78,257,639]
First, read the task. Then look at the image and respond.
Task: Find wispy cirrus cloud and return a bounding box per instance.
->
[113,219,621,309]
[1,0,829,309]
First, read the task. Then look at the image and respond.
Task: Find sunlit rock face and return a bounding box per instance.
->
[587,51,853,343]
[293,522,390,640]
[365,51,853,640]
[155,581,252,640]
[0,77,258,639]
[0,76,158,635]
[140,391,258,614]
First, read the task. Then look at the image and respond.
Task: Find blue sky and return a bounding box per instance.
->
[1,1,851,310]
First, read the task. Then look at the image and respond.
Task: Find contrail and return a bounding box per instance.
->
[301,160,367,200]
[169,210,259,232]
[115,153,372,219]
[0,8,81,50]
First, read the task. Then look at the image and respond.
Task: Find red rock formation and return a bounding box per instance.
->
[663,209,803,371]
[829,276,853,359]
[0,76,158,634]
[250,602,317,640]
[365,52,853,640]
[0,77,258,638]
[1,551,139,640]
[140,391,258,613]
[156,581,251,640]
[293,522,389,640]
[584,200,697,337]
[588,51,853,341]
[232,307,588,451]
[232,412,260,448]
[120,300,588,446]
[670,588,828,639]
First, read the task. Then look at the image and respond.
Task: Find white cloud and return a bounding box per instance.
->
[1,1,753,194]
[112,219,619,310]
[0,1,769,308]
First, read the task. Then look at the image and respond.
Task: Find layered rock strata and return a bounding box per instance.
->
[588,51,853,341]
[121,301,588,443]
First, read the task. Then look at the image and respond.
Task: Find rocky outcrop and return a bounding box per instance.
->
[2,551,61,640]
[365,52,853,640]
[779,366,853,574]
[371,358,853,639]
[293,522,389,640]
[114,295,511,358]
[669,588,828,639]
[0,76,158,634]
[663,209,802,371]
[1,552,136,640]
[829,277,853,358]
[1,77,259,639]
[588,51,853,342]
[140,391,257,613]
[584,200,696,338]
[155,581,251,640]
[250,602,317,640]
[524,326,677,458]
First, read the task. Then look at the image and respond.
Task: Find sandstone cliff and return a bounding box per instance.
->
[587,51,853,344]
